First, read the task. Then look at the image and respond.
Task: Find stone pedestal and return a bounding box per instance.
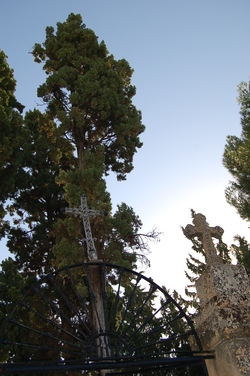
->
[195,263,250,376]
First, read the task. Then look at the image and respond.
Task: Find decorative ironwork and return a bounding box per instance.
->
[64,194,105,261]
[0,262,212,374]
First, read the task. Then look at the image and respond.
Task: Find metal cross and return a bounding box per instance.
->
[183,213,224,265]
[64,194,103,261]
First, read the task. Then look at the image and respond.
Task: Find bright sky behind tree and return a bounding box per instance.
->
[1,0,250,294]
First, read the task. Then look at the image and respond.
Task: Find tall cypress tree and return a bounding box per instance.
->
[0,16,162,372]
[29,13,153,272]
[2,14,155,274]
[32,13,144,180]
[0,18,207,374]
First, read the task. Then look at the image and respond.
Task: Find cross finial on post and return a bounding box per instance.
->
[64,194,104,261]
[183,213,224,265]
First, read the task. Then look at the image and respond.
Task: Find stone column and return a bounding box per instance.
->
[183,214,250,376]
[196,262,250,375]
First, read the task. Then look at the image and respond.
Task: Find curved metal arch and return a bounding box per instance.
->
[0,262,211,374]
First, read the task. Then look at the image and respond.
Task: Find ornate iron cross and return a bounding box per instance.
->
[65,194,103,261]
[183,213,224,265]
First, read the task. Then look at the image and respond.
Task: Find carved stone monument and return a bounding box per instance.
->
[184,213,250,376]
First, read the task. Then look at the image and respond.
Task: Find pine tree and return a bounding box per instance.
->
[6,109,74,273]
[0,15,163,374]
[0,50,24,238]
[222,80,250,278]
[28,12,152,272]
[223,81,250,221]
[32,13,144,180]
[2,13,155,275]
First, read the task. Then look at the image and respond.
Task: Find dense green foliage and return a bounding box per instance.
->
[223,81,250,222]
[221,81,250,272]
[32,13,144,180]
[0,15,173,375]
[0,14,153,275]
[0,50,24,233]
[0,14,207,375]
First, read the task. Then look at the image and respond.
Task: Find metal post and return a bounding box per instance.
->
[64,195,110,374]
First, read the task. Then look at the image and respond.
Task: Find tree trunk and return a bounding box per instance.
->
[88,264,112,375]
[77,141,84,172]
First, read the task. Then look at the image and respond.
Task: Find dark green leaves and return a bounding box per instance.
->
[32,13,145,180]
[223,82,250,221]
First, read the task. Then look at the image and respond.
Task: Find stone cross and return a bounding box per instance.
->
[183,213,224,265]
[65,194,103,261]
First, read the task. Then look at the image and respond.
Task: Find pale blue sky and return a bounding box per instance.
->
[1,1,250,293]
